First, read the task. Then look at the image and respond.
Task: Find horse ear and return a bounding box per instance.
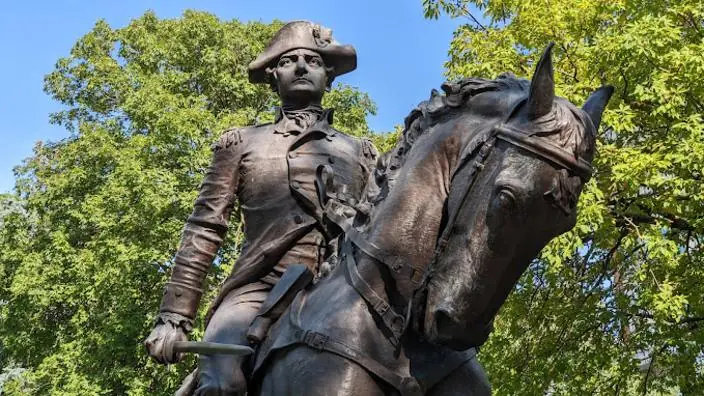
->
[582,86,614,132]
[527,42,555,120]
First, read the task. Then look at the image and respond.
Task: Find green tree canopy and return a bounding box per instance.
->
[424,0,704,394]
[0,11,378,395]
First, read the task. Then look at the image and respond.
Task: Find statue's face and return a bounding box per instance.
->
[273,48,328,106]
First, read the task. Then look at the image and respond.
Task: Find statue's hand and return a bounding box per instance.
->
[144,312,193,364]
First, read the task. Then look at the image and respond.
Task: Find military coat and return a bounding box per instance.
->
[159,108,378,320]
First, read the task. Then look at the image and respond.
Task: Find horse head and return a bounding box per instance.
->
[361,44,612,351]
[421,44,613,349]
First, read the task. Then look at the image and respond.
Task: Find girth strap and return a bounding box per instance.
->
[343,245,408,345]
[287,321,423,396]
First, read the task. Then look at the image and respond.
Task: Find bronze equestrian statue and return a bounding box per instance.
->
[144,21,378,395]
[145,19,614,395]
[247,45,613,395]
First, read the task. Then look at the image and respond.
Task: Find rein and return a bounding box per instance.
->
[343,120,593,344]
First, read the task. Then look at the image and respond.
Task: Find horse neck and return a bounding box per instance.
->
[352,112,496,302]
[368,152,450,270]
[350,129,458,306]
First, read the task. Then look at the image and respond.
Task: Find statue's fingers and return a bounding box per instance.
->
[163,329,183,363]
[146,336,168,364]
[173,333,188,363]
[144,334,158,352]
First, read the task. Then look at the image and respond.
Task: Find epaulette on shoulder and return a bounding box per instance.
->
[212,127,244,152]
[361,137,378,160]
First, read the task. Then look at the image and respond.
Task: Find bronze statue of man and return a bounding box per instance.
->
[144,21,378,395]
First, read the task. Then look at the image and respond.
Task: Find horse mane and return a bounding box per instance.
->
[386,74,527,175]
[370,73,595,215]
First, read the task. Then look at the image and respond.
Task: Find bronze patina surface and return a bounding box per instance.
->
[145,21,613,396]
[145,21,377,395]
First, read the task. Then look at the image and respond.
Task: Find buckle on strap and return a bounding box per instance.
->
[302,330,329,350]
[375,300,390,314]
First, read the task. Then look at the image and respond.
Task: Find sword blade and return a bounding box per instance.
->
[173,341,254,356]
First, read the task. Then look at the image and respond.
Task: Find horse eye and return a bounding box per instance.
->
[496,189,517,209]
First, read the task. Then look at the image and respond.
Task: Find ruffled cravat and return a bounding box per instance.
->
[274,105,324,136]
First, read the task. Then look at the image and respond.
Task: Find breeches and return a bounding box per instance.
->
[195,230,326,395]
[195,281,270,395]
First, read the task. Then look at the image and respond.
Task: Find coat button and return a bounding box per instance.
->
[294,215,303,224]
[328,156,335,164]
[288,152,297,159]
[291,181,300,189]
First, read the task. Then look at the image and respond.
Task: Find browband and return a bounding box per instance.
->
[494,124,593,182]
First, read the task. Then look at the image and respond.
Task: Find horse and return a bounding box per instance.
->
[247,44,613,395]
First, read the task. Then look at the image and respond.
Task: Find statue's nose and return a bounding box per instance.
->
[295,59,307,73]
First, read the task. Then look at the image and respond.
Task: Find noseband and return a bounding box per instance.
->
[343,118,593,343]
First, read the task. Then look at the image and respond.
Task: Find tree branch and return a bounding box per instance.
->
[464,11,487,32]
[614,207,695,232]
[641,343,668,395]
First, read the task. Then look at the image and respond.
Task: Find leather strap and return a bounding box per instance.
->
[432,138,495,265]
[288,321,423,396]
[347,228,425,285]
[495,124,593,182]
[343,246,407,345]
[246,264,314,344]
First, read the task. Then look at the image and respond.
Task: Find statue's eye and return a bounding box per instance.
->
[308,57,322,66]
[278,58,293,67]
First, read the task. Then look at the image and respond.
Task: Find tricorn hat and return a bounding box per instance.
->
[248,21,357,84]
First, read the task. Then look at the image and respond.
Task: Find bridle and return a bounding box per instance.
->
[432,122,593,270]
[342,105,594,345]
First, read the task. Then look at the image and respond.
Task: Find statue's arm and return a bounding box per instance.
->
[146,128,243,363]
[159,128,243,322]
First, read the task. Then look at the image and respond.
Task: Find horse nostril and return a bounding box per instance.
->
[434,307,458,332]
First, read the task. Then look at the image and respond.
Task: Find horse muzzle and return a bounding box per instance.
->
[424,305,493,350]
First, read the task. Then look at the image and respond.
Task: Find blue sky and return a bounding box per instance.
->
[0,0,466,193]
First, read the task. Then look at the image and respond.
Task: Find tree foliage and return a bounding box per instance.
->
[0,11,378,395]
[424,0,704,394]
